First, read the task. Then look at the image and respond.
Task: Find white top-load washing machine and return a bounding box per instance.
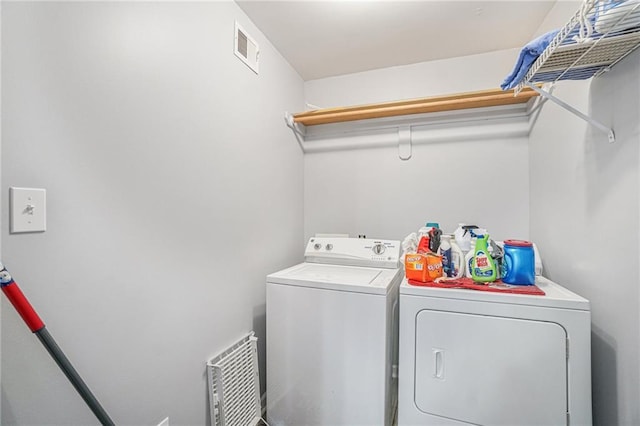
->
[266,237,402,426]
[398,276,592,426]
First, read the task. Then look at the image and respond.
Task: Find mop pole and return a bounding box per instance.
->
[0,263,115,426]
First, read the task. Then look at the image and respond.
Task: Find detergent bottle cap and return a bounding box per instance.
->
[504,239,533,247]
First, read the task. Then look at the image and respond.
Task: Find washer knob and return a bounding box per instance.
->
[372,243,385,255]
[326,244,333,251]
[314,243,322,250]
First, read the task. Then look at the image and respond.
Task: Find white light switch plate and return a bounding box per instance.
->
[10,187,46,233]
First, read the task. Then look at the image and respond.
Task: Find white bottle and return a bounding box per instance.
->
[464,236,477,278]
[438,235,453,277]
[454,223,478,252]
[450,239,465,278]
[453,223,466,247]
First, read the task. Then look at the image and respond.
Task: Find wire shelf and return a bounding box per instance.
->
[516,0,640,93]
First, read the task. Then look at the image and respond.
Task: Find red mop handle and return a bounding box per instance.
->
[0,262,114,425]
[0,265,45,332]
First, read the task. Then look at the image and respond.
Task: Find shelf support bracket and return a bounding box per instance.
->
[527,85,552,133]
[284,112,307,152]
[527,83,615,143]
[398,126,412,160]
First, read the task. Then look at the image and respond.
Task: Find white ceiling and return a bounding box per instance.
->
[236,1,558,81]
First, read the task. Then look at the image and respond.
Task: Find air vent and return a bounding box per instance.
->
[234,21,259,74]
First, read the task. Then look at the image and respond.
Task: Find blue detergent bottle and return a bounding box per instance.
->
[501,240,536,285]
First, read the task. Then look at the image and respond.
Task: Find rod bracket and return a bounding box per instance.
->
[284,112,307,152]
[398,126,412,160]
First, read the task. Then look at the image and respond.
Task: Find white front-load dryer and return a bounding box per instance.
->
[398,277,592,426]
[266,237,402,426]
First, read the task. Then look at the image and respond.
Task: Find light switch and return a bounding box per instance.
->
[10,187,46,233]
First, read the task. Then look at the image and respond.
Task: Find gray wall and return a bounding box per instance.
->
[529,54,640,425]
[303,49,530,241]
[528,3,640,424]
[3,2,639,425]
[1,2,304,425]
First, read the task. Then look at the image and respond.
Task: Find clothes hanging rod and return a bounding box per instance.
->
[292,87,540,126]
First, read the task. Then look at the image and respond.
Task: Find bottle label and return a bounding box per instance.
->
[451,251,462,277]
[473,250,494,277]
[441,248,452,277]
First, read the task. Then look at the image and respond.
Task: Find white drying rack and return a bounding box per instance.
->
[207,332,262,426]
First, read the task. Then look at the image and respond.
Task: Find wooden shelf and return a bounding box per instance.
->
[292,87,539,126]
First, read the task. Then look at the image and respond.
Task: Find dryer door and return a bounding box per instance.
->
[415,310,567,426]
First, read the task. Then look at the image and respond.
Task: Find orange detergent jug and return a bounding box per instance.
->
[405,252,443,282]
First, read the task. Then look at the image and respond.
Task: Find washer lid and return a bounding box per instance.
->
[267,262,400,295]
[400,276,590,311]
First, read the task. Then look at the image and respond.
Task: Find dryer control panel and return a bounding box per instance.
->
[304,237,400,269]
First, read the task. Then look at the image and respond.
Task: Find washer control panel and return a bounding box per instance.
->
[305,237,400,268]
